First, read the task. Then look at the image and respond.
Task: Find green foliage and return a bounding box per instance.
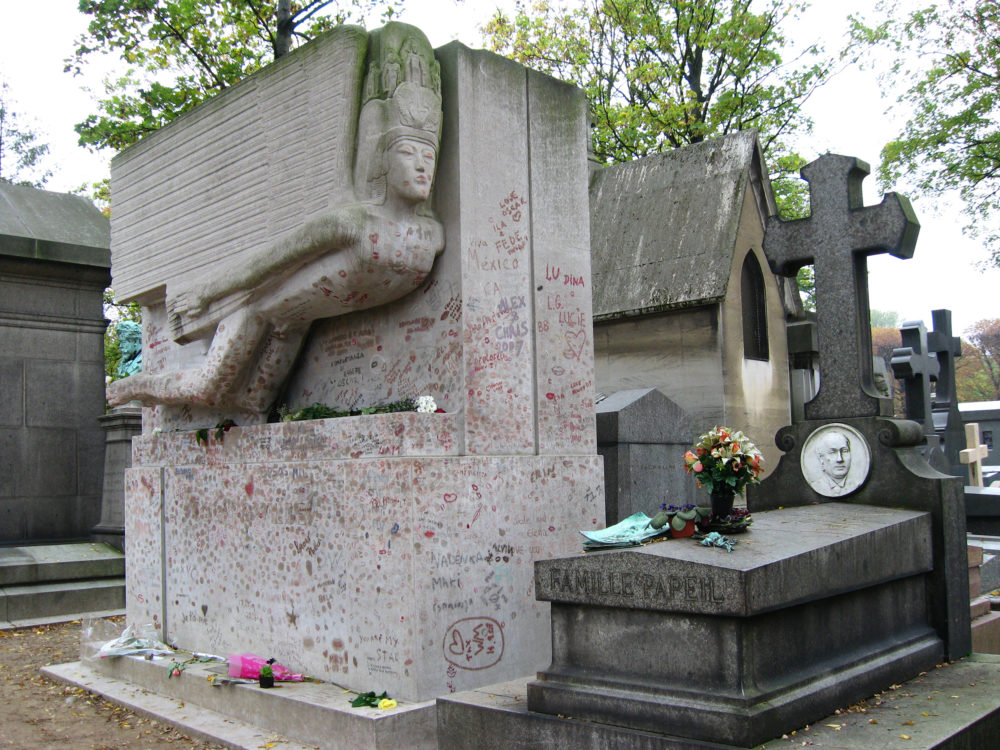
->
[69,1,396,152]
[0,80,52,187]
[103,288,143,383]
[795,266,815,312]
[279,397,418,421]
[852,0,1000,265]
[481,0,833,216]
[194,419,237,445]
[870,309,900,328]
[957,318,1000,401]
[350,690,388,708]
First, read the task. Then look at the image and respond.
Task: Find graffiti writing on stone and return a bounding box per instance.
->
[442,616,504,670]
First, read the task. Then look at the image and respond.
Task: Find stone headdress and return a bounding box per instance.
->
[354,22,442,205]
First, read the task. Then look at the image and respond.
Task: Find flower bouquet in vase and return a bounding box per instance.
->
[683,426,763,532]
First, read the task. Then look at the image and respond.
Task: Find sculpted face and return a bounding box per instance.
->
[386,137,436,204]
[817,432,851,481]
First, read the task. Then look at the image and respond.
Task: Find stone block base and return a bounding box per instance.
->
[973,611,1000,654]
[46,652,436,750]
[125,415,604,703]
[438,657,1000,750]
[527,503,945,748]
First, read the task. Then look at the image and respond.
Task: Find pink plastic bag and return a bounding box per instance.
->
[228,653,303,681]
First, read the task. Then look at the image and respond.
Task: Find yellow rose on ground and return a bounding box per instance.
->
[378,698,398,710]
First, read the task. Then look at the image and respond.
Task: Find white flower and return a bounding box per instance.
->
[416,395,437,413]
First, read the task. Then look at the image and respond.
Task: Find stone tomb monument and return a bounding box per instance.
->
[756,156,969,662]
[111,24,603,703]
[596,388,700,523]
[0,183,110,542]
[438,154,971,749]
[589,132,794,471]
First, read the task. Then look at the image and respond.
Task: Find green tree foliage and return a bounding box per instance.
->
[795,266,815,311]
[481,0,833,308]
[0,81,52,187]
[853,0,1000,265]
[103,288,143,382]
[69,0,394,152]
[482,0,829,166]
[957,318,1000,401]
[870,309,900,328]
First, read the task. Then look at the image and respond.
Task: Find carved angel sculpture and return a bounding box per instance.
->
[108,23,444,419]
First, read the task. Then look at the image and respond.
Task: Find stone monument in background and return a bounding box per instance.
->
[437,153,972,749]
[589,132,794,472]
[0,183,110,542]
[111,23,604,703]
[756,154,969,660]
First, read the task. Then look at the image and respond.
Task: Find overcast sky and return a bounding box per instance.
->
[0,0,996,336]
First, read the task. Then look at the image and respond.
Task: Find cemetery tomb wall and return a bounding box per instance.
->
[718,187,791,469]
[0,255,109,541]
[593,306,724,428]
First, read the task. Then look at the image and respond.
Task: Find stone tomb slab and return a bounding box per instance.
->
[437,655,1000,750]
[47,652,436,750]
[125,414,604,703]
[527,503,943,748]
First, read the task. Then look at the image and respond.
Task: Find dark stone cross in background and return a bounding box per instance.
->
[764,155,920,419]
[892,319,949,473]
[892,319,940,436]
[927,309,965,475]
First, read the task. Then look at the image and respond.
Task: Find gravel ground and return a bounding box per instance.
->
[0,617,223,749]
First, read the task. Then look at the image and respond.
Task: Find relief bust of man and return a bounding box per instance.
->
[108,23,443,419]
[801,423,871,498]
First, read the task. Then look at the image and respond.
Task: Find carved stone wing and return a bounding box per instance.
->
[109,26,369,309]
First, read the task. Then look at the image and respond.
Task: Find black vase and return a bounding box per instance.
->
[259,674,275,689]
[710,491,735,519]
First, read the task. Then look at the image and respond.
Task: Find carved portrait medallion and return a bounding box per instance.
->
[801,423,871,498]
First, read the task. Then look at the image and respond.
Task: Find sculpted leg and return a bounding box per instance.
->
[233,326,308,414]
[107,309,269,409]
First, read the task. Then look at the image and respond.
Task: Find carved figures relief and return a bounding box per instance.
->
[801,423,872,498]
[107,23,444,419]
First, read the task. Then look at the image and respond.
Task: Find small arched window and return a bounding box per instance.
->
[741,251,769,361]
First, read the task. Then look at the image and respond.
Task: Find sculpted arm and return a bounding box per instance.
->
[168,206,364,319]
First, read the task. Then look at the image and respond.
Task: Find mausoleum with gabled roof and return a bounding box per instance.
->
[590,131,796,468]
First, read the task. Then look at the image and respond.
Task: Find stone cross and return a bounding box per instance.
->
[764,155,919,420]
[961,422,990,487]
[927,309,964,472]
[891,319,940,435]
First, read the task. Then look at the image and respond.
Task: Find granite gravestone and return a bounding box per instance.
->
[0,183,110,542]
[438,153,970,750]
[928,309,965,475]
[595,388,699,524]
[765,155,919,419]
[892,319,939,434]
[891,318,950,472]
[114,23,604,704]
[750,154,969,661]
